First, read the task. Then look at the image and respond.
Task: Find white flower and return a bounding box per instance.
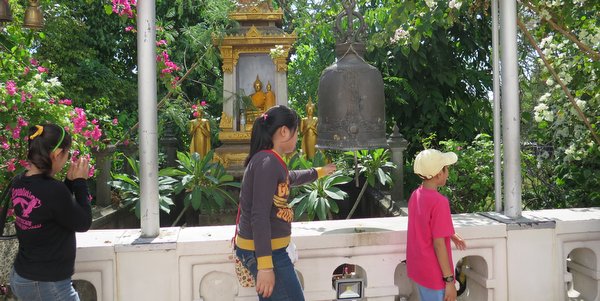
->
[269,45,285,59]
[425,0,437,9]
[390,27,409,44]
[449,0,462,9]
[48,77,62,87]
[543,110,554,122]
[534,103,549,112]
[33,74,42,81]
[539,92,551,103]
[564,144,576,156]
[575,98,586,110]
[539,9,551,20]
[546,78,554,86]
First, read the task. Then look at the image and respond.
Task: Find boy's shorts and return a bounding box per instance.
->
[416,283,445,301]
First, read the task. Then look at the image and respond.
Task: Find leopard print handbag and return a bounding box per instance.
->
[233,253,255,287]
[233,205,255,287]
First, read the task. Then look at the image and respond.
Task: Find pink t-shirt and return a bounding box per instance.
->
[406,185,455,290]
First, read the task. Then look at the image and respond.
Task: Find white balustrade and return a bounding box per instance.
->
[72,208,600,301]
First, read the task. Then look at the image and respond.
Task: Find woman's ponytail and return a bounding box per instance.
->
[245,105,299,166]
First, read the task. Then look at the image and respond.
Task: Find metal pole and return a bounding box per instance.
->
[492,0,502,213]
[137,0,160,237]
[499,0,522,218]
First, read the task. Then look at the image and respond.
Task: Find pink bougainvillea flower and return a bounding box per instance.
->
[1,142,9,150]
[125,26,135,32]
[37,66,48,73]
[12,128,20,140]
[59,99,73,106]
[49,98,55,104]
[123,139,130,146]
[91,125,102,141]
[72,107,88,134]
[18,160,28,168]
[112,118,118,125]
[7,159,16,172]
[23,67,30,75]
[5,80,17,96]
[201,101,207,106]
[30,58,38,66]
[88,165,96,177]
[156,40,167,46]
[193,111,199,118]
[170,76,180,88]
[17,117,28,127]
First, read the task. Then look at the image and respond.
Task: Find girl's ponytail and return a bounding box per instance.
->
[245,105,299,166]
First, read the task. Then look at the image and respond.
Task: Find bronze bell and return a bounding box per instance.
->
[0,0,13,23]
[316,0,387,151]
[23,0,43,29]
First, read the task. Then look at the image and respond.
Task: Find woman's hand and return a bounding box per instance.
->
[256,269,275,298]
[322,163,336,176]
[67,157,90,181]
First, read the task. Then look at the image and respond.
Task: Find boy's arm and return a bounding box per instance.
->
[433,237,457,301]
[451,233,467,250]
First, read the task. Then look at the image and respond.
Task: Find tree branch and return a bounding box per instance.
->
[115,60,200,146]
[517,18,600,146]
[522,0,600,61]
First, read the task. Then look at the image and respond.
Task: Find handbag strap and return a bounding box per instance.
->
[0,175,19,240]
[232,204,241,248]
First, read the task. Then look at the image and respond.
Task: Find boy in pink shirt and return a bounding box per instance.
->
[407,149,466,301]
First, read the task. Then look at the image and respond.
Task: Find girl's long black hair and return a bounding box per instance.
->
[245,105,299,166]
[27,123,72,176]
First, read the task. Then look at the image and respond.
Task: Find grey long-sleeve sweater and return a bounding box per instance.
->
[236,150,323,269]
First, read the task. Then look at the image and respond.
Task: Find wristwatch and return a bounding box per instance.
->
[442,275,454,283]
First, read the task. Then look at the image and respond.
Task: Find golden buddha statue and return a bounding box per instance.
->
[265,81,276,109]
[300,97,318,159]
[250,75,267,110]
[246,75,267,126]
[189,107,211,157]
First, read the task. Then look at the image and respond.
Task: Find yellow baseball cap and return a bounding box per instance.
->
[414,149,458,179]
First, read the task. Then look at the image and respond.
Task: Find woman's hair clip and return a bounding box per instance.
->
[261,113,268,121]
[29,125,44,139]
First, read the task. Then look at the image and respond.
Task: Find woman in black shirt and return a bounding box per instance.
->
[9,124,91,301]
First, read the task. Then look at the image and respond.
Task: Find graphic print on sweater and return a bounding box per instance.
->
[12,187,42,230]
[274,179,294,222]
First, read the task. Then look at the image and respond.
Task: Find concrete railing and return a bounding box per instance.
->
[72,208,600,301]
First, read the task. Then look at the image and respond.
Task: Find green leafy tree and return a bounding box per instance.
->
[280,0,493,152]
[518,0,600,208]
